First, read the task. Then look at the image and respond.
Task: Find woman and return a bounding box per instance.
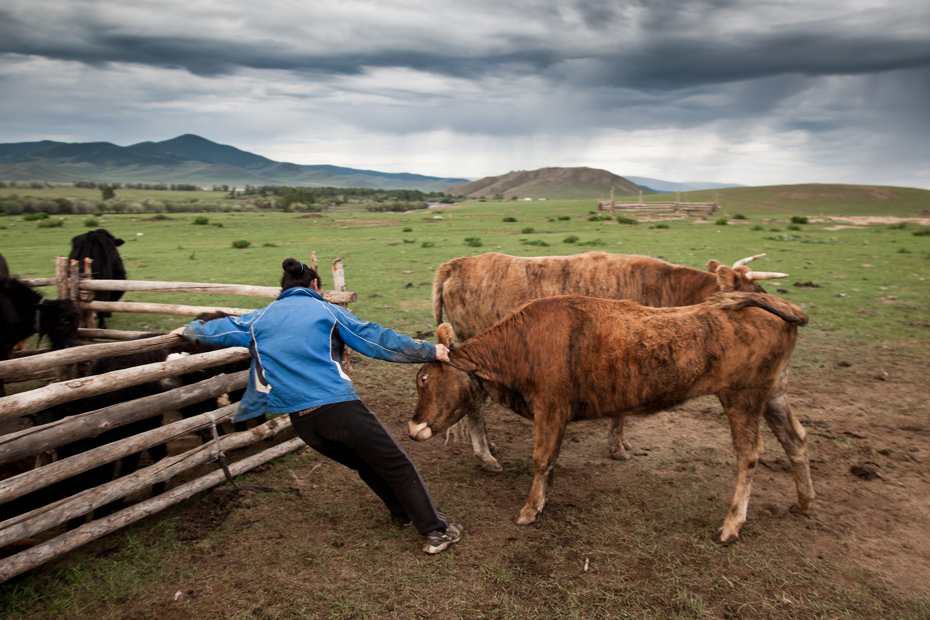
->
[171,258,461,555]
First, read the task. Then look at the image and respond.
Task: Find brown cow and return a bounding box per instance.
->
[409,292,814,543]
[432,251,789,471]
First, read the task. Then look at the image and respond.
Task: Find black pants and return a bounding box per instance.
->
[289,400,447,536]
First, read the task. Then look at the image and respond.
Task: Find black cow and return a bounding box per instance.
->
[0,252,81,393]
[27,347,172,529]
[69,228,127,328]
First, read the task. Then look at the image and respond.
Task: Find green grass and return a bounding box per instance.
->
[1,197,928,341]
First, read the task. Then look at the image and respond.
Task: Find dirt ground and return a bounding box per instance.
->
[4,330,930,618]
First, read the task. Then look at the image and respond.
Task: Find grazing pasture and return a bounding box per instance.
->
[1,189,929,619]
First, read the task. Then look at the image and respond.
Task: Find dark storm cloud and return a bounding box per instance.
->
[2,1,926,88]
[0,0,927,187]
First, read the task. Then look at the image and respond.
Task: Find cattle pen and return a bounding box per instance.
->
[0,254,357,582]
[597,189,720,218]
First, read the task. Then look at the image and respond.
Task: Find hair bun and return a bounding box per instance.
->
[282,258,303,275]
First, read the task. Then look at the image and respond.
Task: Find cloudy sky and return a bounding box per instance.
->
[1,0,928,188]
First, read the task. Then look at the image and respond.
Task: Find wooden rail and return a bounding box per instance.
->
[598,190,719,217]
[0,251,353,581]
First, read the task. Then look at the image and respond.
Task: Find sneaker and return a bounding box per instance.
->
[422,523,463,555]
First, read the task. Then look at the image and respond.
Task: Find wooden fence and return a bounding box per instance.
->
[598,190,720,218]
[0,254,357,582]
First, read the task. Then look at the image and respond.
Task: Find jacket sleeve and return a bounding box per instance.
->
[180,309,260,348]
[324,302,436,363]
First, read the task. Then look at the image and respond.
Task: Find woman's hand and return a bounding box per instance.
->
[169,326,186,337]
[435,344,450,362]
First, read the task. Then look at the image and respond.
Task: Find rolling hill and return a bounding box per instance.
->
[446,167,647,200]
[0,134,469,192]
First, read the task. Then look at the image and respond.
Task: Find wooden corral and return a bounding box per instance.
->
[598,189,720,218]
[0,253,356,582]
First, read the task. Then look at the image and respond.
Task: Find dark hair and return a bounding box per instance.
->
[281,258,322,291]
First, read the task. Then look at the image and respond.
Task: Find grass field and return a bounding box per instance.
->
[2,186,930,619]
[2,189,929,340]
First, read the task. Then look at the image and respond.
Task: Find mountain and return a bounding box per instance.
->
[446,167,647,200]
[625,176,744,193]
[0,134,469,192]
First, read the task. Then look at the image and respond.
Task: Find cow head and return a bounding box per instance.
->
[408,323,485,442]
[708,254,789,293]
[36,299,81,350]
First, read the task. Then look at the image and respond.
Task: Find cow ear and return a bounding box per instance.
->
[436,323,455,348]
[706,259,721,273]
[715,265,738,292]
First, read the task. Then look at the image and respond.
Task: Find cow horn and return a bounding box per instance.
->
[745,271,789,281]
[732,253,766,268]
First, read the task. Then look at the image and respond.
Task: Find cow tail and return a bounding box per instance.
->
[432,263,452,327]
[753,299,809,326]
[713,292,809,326]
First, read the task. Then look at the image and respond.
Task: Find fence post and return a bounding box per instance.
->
[55,256,69,300]
[331,258,353,374]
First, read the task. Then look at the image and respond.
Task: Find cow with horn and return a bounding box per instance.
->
[431,251,789,471]
[409,291,815,543]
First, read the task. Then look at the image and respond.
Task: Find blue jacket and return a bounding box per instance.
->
[180,287,437,421]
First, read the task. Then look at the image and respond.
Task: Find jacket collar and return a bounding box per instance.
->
[277,287,324,301]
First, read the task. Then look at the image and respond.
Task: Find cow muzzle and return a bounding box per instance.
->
[408,420,433,442]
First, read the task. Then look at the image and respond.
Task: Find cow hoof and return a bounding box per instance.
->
[609,448,632,461]
[515,514,536,526]
[789,503,813,517]
[480,460,503,473]
[717,531,739,546]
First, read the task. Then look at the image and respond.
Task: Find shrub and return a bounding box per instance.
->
[521,239,549,247]
[503,217,517,223]
[913,228,930,237]
[790,215,809,224]
[403,238,416,244]
[262,242,278,247]
[557,215,571,221]
[732,214,748,220]
[193,216,210,225]
[577,238,606,246]
[715,217,729,226]
[563,235,579,244]
[587,215,601,222]
[521,227,535,234]
[887,222,907,230]
[421,241,435,248]
[84,218,99,227]
[37,218,64,228]
[23,212,49,221]
[402,226,413,232]
[231,239,251,249]
[616,216,638,225]
[464,237,483,247]
[650,223,670,229]
[751,225,764,231]
[787,224,802,231]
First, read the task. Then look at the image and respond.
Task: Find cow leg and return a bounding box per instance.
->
[718,393,766,544]
[464,397,503,473]
[516,418,566,525]
[762,372,815,515]
[607,417,633,460]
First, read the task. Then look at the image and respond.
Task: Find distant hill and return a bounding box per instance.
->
[624,176,744,193]
[0,134,469,192]
[446,167,647,200]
